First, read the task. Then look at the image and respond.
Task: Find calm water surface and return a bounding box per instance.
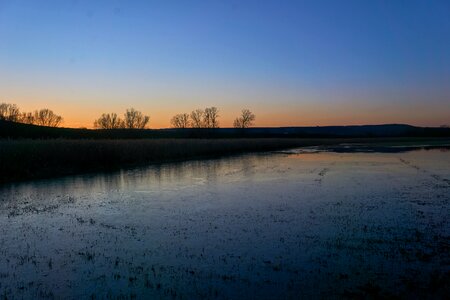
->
[0,147,449,298]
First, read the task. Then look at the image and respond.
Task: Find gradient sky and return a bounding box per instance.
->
[1,0,449,128]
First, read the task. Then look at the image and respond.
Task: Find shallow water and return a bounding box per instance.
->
[0,147,449,299]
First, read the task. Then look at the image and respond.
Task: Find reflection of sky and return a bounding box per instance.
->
[1,1,449,127]
[0,153,267,198]
[1,147,448,200]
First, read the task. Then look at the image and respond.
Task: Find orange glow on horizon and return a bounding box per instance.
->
[6,92,450,129]
[44,106,450,129]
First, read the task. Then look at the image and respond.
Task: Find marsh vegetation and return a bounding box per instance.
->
[0,138,319,183]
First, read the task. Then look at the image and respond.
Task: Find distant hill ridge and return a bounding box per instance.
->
[0,120,449,139]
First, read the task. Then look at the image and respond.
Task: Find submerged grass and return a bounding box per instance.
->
[0,137,447,184]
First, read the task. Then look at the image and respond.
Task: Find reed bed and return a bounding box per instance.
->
[0,138,327,183]
[1,137,445,183]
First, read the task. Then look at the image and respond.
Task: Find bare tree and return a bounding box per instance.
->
[204,107,219,128]
[20,112,35,124]
[0,103,64,127]
[233,109,255,128]
[32,109,63,127]
[93,113,124,129]
[123,108,149,129]
[190,109,205,128]
[0,103,21,122]
[171,113,190,128]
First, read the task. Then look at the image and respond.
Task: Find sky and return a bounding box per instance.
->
[0,0,449,128]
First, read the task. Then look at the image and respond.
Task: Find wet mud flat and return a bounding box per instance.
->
[0,147,449,298]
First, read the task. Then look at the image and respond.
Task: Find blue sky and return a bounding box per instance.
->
[1,0,449,127]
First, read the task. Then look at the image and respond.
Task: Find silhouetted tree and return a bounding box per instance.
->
[124,108,149,129]
[204,107,219,128]
[0,103,21,122]
[190,109,205,128]
[93,113,124,129]
[20,112,35,124]
[32,109,63,127]
[233,109,255,128]
[171,113,190,128]
[440,124,449,128]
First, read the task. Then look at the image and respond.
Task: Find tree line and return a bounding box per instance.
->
[1,102,255,129]
[0,103,63,127]
[94,106,255,129]
[93,108,150,129]
[170,107,255,129]
[171,107,219,129]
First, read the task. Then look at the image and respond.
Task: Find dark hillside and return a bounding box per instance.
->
[1,120,449,139]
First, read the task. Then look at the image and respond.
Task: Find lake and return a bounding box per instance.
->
[0,145,449,298]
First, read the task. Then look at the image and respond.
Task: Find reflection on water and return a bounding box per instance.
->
[1,153,268,198]
[277,144,450,154]
[0,148,449,298]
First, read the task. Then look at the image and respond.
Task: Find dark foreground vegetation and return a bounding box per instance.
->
[0,138,324,184]
[1,137,449,184]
